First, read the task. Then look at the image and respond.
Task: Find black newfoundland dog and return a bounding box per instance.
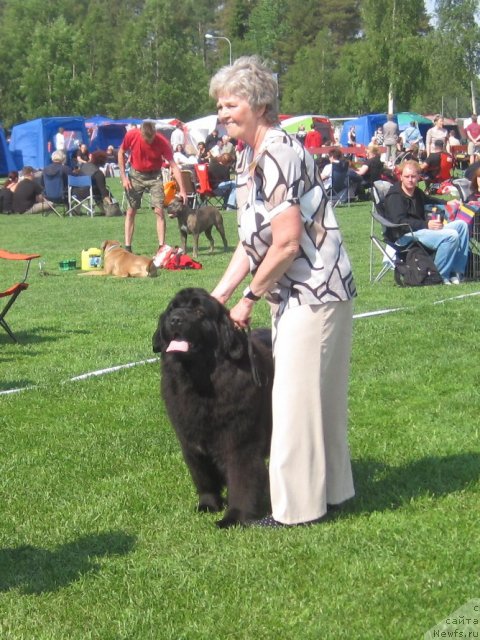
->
[152,287,273,528]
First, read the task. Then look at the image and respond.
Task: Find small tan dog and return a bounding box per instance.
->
[80,240,157,277]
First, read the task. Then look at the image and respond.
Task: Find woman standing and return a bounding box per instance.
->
[425,115,448,155]
[210,57,356,527]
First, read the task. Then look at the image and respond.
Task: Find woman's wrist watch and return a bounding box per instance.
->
[243,286,261,302]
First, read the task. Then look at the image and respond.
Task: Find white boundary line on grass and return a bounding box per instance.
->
[2,290,480,397]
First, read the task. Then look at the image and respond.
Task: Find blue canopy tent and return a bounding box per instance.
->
[0,126,16,175]
[340,113,396,147]
[9,116,89,170]
[89,119,142,151]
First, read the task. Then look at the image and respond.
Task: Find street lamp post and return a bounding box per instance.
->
[205,33,232,66]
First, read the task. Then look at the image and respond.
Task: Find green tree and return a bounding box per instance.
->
[419,0,480,115]
[278,0,361,66]
[244,0,288,67]
[110,0,210,119]
[339,0,430,113]
[280,29,338,114]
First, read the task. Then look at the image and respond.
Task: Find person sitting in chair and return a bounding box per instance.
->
[43,150,71,189]
[74,150,113,214]
[0,171,19,213]
[207,152,237,210]
[104,145,118,177]
[421,139,444,180]
[353,144,386,198]
[384,160,469,285]
[320,148,348,191]
[12,166,54,214]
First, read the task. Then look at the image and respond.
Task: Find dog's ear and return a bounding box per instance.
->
[152,315,166,353]
[147,259,157,277]
[217,309,246,360]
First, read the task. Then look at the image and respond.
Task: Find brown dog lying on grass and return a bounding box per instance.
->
[79,240,157,277]
[167,196,228,259]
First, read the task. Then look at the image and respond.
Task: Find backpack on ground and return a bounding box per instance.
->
[394,243,443,287]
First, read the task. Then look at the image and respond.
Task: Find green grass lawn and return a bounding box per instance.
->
[1,183,479,639]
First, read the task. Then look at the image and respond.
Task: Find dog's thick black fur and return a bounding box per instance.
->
[167,197,228,259]
[152,287,273,528]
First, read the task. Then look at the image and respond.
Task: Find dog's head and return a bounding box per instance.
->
[101,240,122,252]
[152,287,246,360]
[167,195,186,219]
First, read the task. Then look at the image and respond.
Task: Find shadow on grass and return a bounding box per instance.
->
[0,530,136,595]
[0,326,90,348]
[350,453,480,515]
[0,379,36,392]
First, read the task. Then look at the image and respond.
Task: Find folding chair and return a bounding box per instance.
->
[179,169,199,209]
[327,161,351,207]
[369,180,412,283]
[193,164,224,208]
[450,144,469,172]
[67,174,95,217]
[42,171,68,217]
[451,178,472,203]
[0,249,41,342]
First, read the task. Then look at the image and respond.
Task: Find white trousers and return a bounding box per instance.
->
[270,301,355,524]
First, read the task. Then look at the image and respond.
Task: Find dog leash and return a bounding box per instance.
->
[246,325,265,387]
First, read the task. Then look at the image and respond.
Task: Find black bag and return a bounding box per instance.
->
[394,243,443,287]
[104,201,123,217]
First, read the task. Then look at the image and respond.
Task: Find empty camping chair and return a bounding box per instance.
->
[0,249,41,342]
[67,174,95,217]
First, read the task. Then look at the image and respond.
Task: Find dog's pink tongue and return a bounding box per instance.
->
[166,340,189,353]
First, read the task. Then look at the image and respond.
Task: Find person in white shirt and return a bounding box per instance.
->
[170,123,185,150]
[54,127,65,151]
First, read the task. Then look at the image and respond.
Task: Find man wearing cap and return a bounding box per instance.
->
[118,121,187,253]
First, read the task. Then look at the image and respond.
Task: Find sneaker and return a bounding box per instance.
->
[248,513,326,528]
[443,279,452,285]
[450,276,460,285]
[250,514,287,528]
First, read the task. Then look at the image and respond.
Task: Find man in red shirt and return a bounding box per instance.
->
[118,121,187,252]
[465,114,480,165]
[304,123,323,154]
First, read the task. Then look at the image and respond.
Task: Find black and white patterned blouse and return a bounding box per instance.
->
[235,127,356,315]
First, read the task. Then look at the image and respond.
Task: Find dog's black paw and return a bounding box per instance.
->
[215,507,245,529]
[216,516,242,529]
[197,494,223,513]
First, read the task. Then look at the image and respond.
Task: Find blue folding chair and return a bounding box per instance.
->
[42,171,68,217]
[67,174,95,217]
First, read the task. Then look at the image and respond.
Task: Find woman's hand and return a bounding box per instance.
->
[229,297,255,329]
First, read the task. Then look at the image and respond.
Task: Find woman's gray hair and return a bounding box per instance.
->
[209,56,279,125]
[51,150,66,163]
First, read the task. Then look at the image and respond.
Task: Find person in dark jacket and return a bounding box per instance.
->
[384,160,469,284]
[43,150,71,188]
